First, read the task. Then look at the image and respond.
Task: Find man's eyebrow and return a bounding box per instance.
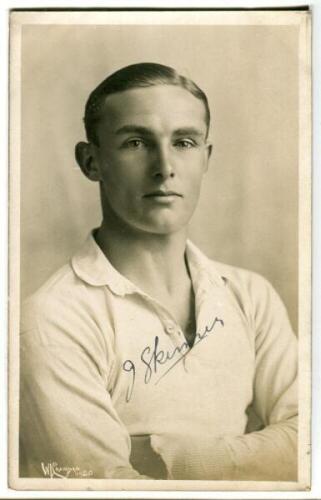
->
[172,127,205,137]
[114,125,154,136]
[114,125,206,137]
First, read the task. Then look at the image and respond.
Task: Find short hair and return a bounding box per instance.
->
[84,62,211,145]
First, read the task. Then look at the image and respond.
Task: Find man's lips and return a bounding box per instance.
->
[143,190,183,198]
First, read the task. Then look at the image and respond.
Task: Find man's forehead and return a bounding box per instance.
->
[98,85,208,132]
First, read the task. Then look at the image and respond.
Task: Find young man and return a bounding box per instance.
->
[20,63,298,481]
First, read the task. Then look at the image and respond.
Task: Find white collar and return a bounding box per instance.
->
[71,231,226,297]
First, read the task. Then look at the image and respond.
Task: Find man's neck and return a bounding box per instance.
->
[95,220,190,298]
[95,219,196,342]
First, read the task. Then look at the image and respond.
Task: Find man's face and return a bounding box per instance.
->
[92,85,212,235]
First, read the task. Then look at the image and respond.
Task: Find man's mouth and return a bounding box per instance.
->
[143,190,183,198]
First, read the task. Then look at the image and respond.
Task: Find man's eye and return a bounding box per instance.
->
[174,139,196,149]
[124,139,146,149]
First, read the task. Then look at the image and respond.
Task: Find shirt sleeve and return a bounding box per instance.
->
[150,273,298,481]
[19,293,149,480]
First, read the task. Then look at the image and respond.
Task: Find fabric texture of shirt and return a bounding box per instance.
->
[20,233,298,481]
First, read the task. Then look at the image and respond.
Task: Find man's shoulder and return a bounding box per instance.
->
[21,233,106,323]
[206,256,286,319]
[20,256,107,338]
[189,241,281,313]
[207,257,272,294]
[24,259,81,301]
[207,256,292,331]
[21,261,82,328]
[20,253,115,362]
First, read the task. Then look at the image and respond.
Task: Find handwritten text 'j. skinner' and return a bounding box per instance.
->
[122,316,224,402]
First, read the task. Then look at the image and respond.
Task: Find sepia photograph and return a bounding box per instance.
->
[8,8,311,493]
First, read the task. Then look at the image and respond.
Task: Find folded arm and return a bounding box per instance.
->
[146,274,298,480]
[20,287,151,481]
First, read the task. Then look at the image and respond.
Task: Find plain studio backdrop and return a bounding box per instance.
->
[20,23,298,331]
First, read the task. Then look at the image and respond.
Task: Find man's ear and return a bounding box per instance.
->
[75,142,101,182]
[203,142,213,173]
[206,143,213,159]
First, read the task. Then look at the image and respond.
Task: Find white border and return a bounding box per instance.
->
[9,7,310,493]
[8,14,21,494]
[2,1,319,499]
[298,8,312,490]
[10,9,304,24]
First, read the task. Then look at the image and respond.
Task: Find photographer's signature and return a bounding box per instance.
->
[41,462,93,479]
[122,316,224,402]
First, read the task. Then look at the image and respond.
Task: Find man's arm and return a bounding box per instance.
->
[146,273,298,481]
[19,294,150,480]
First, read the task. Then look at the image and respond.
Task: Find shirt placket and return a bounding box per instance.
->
[147,297,188,349]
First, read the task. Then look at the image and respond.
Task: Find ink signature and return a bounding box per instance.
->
[41,462,93,478]
[122,316,224,402]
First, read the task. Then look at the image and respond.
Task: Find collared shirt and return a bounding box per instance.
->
[20,233,297,481]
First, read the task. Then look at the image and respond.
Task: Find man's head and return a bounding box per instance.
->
[76,63,212,236]
[83,62,211,146]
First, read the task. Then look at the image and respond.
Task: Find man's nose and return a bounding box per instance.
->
[151,144,175,180]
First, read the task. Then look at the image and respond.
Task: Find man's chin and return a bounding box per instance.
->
[138,218,189,236]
